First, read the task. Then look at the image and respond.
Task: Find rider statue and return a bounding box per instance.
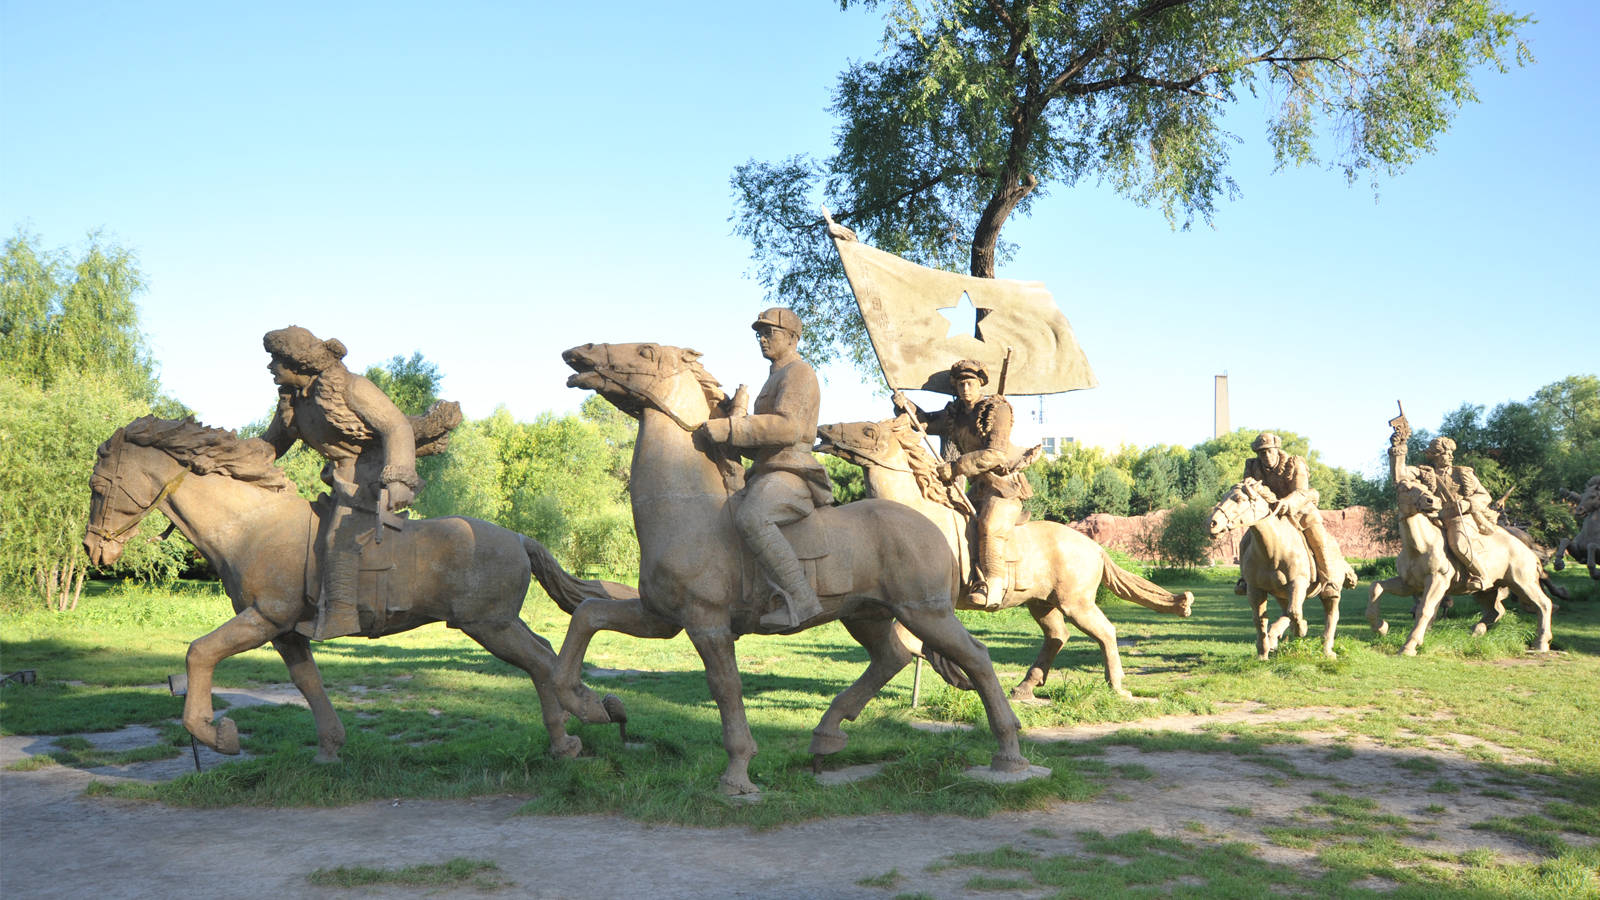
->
[1388,427,1495,592]
[894,359,1032,610]
[261,326,427,640]
[1559,475,1600,519]
[695,308,833,629]
[1236,432,1357,601]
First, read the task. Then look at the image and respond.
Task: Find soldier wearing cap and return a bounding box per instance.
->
[261,326,425,639]
[1392,436,1494,591]
[1238,432,1357,601]
[893,359,1032,610]
[696,307,833,629]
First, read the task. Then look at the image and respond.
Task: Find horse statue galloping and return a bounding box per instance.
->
[555,342,1032,795]
[1366,474,1553,655]
[1208,478,1341,659]
[83,417,633,763]
[816,415,1192,700]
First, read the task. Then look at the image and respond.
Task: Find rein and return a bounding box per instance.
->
[87,440,188,542]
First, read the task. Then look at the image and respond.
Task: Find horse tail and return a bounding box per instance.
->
[522,536,640,615]
[1099,547,1193,617]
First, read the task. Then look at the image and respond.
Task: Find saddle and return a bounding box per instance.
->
[296,502,415,640]
[734,505,854,631]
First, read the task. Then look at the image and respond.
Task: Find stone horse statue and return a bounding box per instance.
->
[1208,478,1341,659]
[816,415,1192,700]
[83,416,635,762]
[1553,476,1600,580]
[1366,473,1553,655]
[556,342,1032,795]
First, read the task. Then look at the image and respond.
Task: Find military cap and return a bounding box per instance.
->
[949,358,989,385]
[1251,432,1282,451]
[751,307,802,337]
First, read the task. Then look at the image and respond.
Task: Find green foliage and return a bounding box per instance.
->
[363,351,441,417]
[1086,467,1131,517]
[732,1,1532,369]
[1,229,161,404]
[307,858,506,890]
[1157,499,1213,568]
[821,453,865,504]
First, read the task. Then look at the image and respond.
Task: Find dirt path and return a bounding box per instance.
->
[0,697,1563,899]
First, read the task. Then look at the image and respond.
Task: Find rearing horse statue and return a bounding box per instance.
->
[82,416,635,763]
[817,414,1192,700]
[1209,478,1341,659]
[556,342,1031,795]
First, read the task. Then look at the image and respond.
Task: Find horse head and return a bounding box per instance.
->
[815,416,907,470]
[1207,477,1279,536]
[563,342,725,429]
[83,425,182,567]
[1395,474,1443,518]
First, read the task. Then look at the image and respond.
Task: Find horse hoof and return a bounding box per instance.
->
[1376,621,1389,636]
[601,693,627,724]
[990,753,1030,774]
[1114,688,1135,701]
[1257,653,1271,661]
[312,750,340,764]
[215,717,240,755]
[550,735,583,759]
[1472,623,1488,637]
[808,727,848,756]
[1323,650,1338,660]
[718,775,760,796]
[1401,645,1418,657]
[1177,592,1194,617]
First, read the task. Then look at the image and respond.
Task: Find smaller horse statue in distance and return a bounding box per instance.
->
[1208,478,1341,659]
[1366,474,1554,655]
[1553,475,1600,580]
[817,415,1191,700]
[83,416,633,763]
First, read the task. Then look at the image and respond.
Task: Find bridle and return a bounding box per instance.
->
[578,344,712,433]
[86,431,184,545]
[1212,480,1274,532]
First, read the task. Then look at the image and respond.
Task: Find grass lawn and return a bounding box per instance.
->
[4,565,1598,895]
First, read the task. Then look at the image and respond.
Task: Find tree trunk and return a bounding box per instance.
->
[69,565,85,611]
[46,561,63,611]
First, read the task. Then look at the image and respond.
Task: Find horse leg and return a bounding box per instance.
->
[1287,582,1311,639]
[553,596,679,727]
[1012,600,1068,702]
[1470,589,1506,638]
[1059,598,1131,700]
[895,607,1027,773]
[1588,543,1599,581]
[1508,561,1555,653]
[1552,538,1568,571]
[1401,580,1449,656]
[270,631,345,763]
[1367,578,1403,636]
[810,616,911,758]
[182,606,280,753]
[461,619,583,759]
[686,626,759,795]
[1249,589,1274,660]
[1267,589,1297,648]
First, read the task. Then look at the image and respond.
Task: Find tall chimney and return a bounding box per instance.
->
[1214,375,1230,438]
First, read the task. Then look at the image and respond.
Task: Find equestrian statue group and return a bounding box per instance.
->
[81,248,1583,795]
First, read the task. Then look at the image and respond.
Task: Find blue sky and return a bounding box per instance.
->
[4,1,1595,473]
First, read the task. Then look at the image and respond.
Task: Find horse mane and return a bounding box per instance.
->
[684,355,728,409]
[891,418,963,511]
[1239,477,1280,504]
[119,416,293,493]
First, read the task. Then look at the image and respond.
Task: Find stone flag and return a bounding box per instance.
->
[827,221,1096,396]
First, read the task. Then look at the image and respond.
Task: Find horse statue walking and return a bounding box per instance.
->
[816,415,1191,700]
[1366,474,1553,655]
[556,342,1032,795]
[83,417,634,763]
[1208,478,1342,659]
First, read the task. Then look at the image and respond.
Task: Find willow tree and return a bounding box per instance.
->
[732,0,1531,369]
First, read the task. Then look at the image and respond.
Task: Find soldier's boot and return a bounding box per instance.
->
[1447,528,1490,592]
[750,523,823,630]
[1302,524,1347,602]
[972,534,1009,610]
[1234,578,1248,596]
[310,548,362,641]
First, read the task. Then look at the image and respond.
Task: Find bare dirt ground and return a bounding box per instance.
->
[0,693,1566,899]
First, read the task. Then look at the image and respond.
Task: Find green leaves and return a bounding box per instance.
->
[733,0,1531,370]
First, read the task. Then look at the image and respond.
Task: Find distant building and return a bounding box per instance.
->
[1038,435,1076,457]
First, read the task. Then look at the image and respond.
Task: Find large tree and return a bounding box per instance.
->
[733,0,1531,368]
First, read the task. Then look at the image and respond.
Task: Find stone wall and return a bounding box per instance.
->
[1070,505,1396,565]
